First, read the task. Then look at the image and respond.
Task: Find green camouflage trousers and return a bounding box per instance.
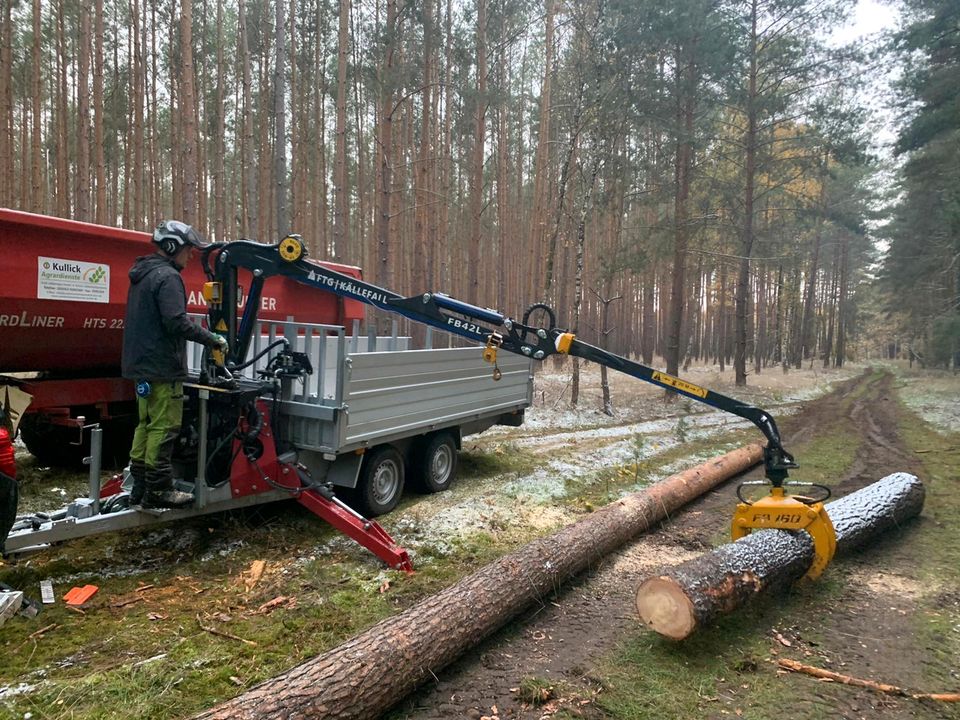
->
[129,381,183,475]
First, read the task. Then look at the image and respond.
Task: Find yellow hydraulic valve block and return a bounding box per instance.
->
[731,487,837,579]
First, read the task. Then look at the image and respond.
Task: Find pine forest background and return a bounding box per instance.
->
[0,0,957,395]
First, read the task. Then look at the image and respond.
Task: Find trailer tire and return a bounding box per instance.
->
[411,432,458,493]
[354,446,405,517]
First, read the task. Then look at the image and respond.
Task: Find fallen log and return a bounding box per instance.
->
[635,472,925,640]
[194,443,764,720]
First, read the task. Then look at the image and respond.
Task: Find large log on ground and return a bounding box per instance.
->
[194,443,764,720]
[635,472,925,640]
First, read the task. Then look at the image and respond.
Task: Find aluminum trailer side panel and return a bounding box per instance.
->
[338,347,531,449]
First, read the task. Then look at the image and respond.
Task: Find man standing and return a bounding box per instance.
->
[122,220,228,509]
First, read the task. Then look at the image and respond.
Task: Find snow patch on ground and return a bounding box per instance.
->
[0,683,37,700]
[392,419,746,556]
[357,365,860,561]
[894,369,960,435]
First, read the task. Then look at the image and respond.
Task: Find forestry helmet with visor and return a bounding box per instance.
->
[152,220,208,256]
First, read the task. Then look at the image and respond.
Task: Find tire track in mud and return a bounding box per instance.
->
[392,369,936,720]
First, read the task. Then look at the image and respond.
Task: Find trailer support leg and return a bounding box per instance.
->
[84,426,103,515]
[295,489,413,573]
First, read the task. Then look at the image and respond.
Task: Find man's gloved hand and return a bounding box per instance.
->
[212,335,229,353]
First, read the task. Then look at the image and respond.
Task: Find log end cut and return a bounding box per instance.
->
[635,576,697,640]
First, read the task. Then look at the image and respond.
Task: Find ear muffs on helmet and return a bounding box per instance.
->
[160,236,183,256]
[152,220,206,256]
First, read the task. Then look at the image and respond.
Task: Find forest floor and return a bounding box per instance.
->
[1,359,958,720]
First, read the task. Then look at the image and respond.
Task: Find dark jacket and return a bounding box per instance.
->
[121,254,216,381]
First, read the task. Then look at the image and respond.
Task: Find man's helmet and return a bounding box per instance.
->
[152,220,207,256]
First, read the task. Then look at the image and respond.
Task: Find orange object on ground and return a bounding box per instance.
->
[63,585,99,605]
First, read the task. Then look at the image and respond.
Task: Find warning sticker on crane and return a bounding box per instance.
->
[37,256,110,304]
[651,371,708,398]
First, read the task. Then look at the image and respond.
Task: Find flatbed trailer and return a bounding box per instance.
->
[5,317,531,568]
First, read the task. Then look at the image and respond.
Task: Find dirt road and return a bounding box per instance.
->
[391,369,959,720]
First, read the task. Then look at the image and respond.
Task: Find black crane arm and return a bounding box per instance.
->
[201,236,796,484]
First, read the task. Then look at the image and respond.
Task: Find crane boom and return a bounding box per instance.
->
[201,235,797,484]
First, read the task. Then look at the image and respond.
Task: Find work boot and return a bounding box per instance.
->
[128,460,147,506]
[142,467,193,509]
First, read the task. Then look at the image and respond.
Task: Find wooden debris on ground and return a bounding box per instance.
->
[197,614,258,647]
[777,658,960,702]
[240,560,267,592]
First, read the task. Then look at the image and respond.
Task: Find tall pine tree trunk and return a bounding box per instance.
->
[213,0,226,241]
[374,0,398,304]
[0,1,11,207]
[179,0,198,224]
[333,0,350,260]
[76,5,91,221]
[238,0,256,237]
[834,235,849,367]
[273,0,287,238]
[666,49,695,383]
[31,0,43,214]
[797,151,828,366]
[93,0,106,223]
[735,0,758,387]
[527,0,554,291]
[468,0,487,304]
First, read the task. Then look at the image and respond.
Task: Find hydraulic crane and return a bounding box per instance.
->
[201,234,837,577]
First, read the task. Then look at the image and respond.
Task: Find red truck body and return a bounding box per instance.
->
[0,208,363,372]
[0,208,364,463]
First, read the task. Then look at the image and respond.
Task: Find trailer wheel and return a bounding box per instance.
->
[412,432,458,493]
[355,446,405,517]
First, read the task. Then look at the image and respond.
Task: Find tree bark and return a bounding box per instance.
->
[273,0,288,238]
[834,235,849,367]
[642,259,656,364]
[93,0,106,224]
[797,151,828,366]
[30,0,43,214]
[468,0,487,304]
[333,0,350,260]
[213,0,226,241]
[374,0,398,298]
[180,0,198,225]
[238,0,256,237]
[635,472,925,640]
[131,0,144,227]
[592,287,622,416]
[194,444,765,720]
[735,0,759,386]
[76,4,91,222]
[666,39,697,384]
[527,0,554,291]
[0,1,11,207]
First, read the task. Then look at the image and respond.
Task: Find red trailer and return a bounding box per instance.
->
[0,208,364,465]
